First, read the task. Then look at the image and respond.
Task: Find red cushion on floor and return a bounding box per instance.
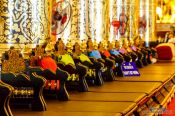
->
[156,46,173,60]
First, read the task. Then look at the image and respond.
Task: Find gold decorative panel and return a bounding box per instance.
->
[69,0,79,39]
[87,0,106,42]
[1,0,50,44]
[0,18,5,41]
[2,49,26,73]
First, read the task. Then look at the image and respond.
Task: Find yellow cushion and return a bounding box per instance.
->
[79,54,91,63]
[60,54,75,65]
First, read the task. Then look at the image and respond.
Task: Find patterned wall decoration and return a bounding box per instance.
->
[0,18,5,42]
[88,0,106,42]
[78,0,87,39]
[69,0,79,40]
[1,0,50,44]
[103,0,110,40]
[88,0,95,40]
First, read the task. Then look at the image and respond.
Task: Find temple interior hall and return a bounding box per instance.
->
[0,0,175,116]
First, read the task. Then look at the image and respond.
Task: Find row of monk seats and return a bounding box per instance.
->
[2,36,157,98]
[28,37,156,86]
[1,47,47,114]
[1,38,166,116]
[119,36,157,68]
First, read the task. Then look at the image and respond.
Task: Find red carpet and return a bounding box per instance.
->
[162,96,175,116]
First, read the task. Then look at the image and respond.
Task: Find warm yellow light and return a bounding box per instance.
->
[109,0,114,42]
[156,7,162,18]
[89,0,95,41]
[79,0,85,41]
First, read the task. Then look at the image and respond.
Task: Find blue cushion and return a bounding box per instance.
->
[110,49,120,56]
[88,50,102,59]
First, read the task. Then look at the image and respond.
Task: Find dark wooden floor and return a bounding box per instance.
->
[12,61,175,116]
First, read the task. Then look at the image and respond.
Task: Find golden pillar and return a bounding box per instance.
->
[87,0,106,43]
[0,18,5,42]
[1,0,50,45]
[139,0,156,46]
[103,0,110,41]
[69,0,79,41]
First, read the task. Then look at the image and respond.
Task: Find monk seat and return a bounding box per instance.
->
[57,62,78,81]
[135,51,144,68]
[111,54,124,64]
[141,48,148,66]
[105,55,124,77]
[89,57,115,82]
[73,56,104,86]
[146,48,152,64]
[1,72,46,111]
[110,54,124,77]
[97,56,114,68]
[0,80,14,116]
[56,62,88,92]
[120,53,132,62]
[129,52,138,62]
[28,67,69,101]
[102,58,115,81]
[73,58,95,77]
[81,61,104,86]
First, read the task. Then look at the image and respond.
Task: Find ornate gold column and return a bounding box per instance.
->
[0,18,5,42]
[139,0,156,46]
[103,0,110,41]
[1,0,50,45]
[69,0,79,41]
[87,0,106,43]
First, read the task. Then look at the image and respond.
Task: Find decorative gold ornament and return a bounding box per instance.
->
[0,17,5,36]
[2,49,26,73]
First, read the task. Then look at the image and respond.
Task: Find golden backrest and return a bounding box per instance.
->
[2,49,26,73]
[34,46,45,57]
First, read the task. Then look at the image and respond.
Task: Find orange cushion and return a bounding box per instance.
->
[39,56,57,72]
[103,50,111,57]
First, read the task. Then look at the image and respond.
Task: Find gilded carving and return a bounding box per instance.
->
[0,17,5,41]
[69,0,79,39]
